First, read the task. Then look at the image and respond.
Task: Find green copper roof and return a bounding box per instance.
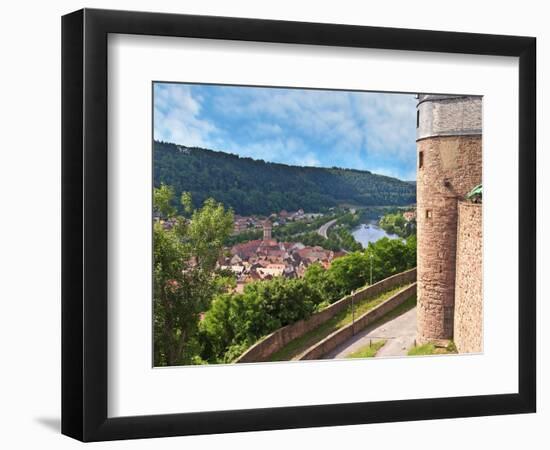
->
[466,184,482,200]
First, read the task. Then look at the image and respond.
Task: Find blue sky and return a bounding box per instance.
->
[154,83,417,181]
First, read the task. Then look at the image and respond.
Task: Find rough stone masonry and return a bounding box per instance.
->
[416,95,483,348]
[454,201,483,352]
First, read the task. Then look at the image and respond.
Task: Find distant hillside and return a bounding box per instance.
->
[154,141,416,215]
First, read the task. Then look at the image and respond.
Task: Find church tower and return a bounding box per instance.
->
[263,220,272,241]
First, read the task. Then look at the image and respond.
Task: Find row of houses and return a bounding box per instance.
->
[219,236,339,293]
[233,209,324,234]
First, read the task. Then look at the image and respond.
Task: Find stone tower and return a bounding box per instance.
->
[263,220,272,241]
[416,94,482,343]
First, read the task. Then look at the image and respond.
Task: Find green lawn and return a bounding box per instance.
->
[268,283,412,361]
[408,341,457,356]
[345,340,386,358]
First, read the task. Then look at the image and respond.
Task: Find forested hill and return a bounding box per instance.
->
[154,141,416,215]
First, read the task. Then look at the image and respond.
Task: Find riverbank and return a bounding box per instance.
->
[351,221,399,247]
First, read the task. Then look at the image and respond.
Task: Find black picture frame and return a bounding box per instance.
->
[61,8,536,442]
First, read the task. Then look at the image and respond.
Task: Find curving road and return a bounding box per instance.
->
[325,306,417,359]
[317,219,337,239]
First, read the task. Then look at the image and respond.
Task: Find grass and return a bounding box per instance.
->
[407,341,457,356]
[268,283,412,361]
[345,340,386,358]
[370,294,416,327]
[408,343,437,356]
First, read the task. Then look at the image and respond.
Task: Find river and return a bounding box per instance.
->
[351,221,399,247]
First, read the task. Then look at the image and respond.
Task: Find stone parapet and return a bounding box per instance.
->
[235,268,417,363]
[298,283,417,361]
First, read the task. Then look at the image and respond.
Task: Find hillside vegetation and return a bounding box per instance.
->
[154,141,416,215]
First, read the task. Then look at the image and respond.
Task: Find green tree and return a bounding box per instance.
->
[379,212,416,238]
[153,141,416,215]
[328,252,370,296]
[153,183,177,218]
[199,277,325,363]
[364,236,416,283]
[153,187,234,366]
[303,262,340,304]
[197,235,417,363]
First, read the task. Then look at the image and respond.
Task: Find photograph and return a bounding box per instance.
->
[152,83,483,367]
[0,1,541,447]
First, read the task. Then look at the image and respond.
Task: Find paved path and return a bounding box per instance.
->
[325,306,417,359]
[317,219,337,239]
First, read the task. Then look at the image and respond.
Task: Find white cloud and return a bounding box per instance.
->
[251,122,283,137]
[154,84,218,147]
[210,88,416,165]
[154,83,418,178]
[354,93,417,162]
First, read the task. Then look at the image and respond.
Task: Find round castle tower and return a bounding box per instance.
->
[416,94,482,343]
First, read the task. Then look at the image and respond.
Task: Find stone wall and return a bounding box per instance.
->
[298,283,417,360]
[416,132,482,342]
[454,202,483,353]
[235,268,416,363]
